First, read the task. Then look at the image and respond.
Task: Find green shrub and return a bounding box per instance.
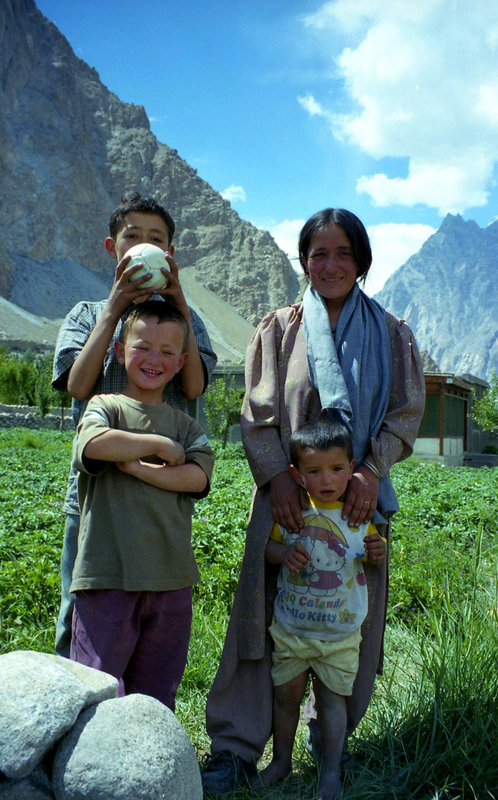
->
[192,443,252,611]
[204,377,244,447]
[471,372,498,433]
[388,460,497,620]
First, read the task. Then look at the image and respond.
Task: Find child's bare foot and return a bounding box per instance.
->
[251,758,292,790]
[317,768,342,799]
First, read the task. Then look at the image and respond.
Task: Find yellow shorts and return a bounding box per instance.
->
[269,618,362,696]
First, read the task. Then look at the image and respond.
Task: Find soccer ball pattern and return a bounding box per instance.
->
[127,243,170,289]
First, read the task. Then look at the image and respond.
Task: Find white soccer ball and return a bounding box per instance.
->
[127,243,170,289]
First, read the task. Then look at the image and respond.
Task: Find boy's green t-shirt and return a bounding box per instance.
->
[71,393,214,593]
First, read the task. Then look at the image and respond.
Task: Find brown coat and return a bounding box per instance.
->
[206,303,425,762]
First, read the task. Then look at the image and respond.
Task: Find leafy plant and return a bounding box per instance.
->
[471,372,498,433]
[204,377,244,447]
[0,430,497,799]
[388,460,497,621]
[0,349,70,418]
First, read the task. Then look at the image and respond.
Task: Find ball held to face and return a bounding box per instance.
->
[127,243,170,289]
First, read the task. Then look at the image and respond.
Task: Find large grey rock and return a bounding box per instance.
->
[0,651,118,780]
[0,765,53,800]
[52,694,202,800]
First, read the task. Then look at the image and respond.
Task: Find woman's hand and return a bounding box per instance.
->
[270,470,309,532]
[342,464,379,527]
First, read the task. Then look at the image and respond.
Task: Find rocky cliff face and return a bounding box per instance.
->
[0,0,298,327]
[374,214,498,380]
[2,2,496,379]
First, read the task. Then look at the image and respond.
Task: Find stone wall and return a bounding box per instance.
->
[0,404,73,431]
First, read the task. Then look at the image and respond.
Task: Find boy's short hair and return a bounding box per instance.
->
[120,300,189,352]
[109,193,175,244]
[289,419,353,466]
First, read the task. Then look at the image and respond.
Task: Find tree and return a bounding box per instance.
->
[204,376,244,447]
[0,348,20,404]
[471,373,498,433]
[0,348,70,420]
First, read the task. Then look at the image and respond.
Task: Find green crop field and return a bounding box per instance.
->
[0,428,496,799]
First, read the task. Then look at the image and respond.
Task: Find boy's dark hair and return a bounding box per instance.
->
[120,300,189,352]
[289,419,353,466]
[109,193,176,244]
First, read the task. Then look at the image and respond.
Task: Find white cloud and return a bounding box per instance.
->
[267,219,305,271]
[365,222,435,295]
[298,94,329,118]
[299,1,498,215]
[302,0,378,35]
[221,185,247,203]
[357,161,491,215]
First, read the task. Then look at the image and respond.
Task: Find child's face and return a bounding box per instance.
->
[106,211,173,261]
[115,316,188,403]
[291,446,354,503]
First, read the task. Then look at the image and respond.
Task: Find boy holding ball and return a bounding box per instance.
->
[70,300,214,710]
[52,193,217,657]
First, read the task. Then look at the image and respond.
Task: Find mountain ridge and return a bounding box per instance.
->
[1,0,298,361]
[373,213,497,379]
[1,1,496,379]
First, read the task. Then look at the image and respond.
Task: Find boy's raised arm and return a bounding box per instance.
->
[67,307,121,400]
[67,257,158,400]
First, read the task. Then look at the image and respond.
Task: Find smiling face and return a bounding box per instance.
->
[105,211,174,261]
[306,224,359,322]
[115,316,188,404]
[291,445,354,504]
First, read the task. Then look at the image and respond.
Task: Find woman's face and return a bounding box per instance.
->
[306,224,358,312]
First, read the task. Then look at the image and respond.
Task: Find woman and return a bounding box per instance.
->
[201,208,425,795]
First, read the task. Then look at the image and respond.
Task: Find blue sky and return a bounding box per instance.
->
[36,0,498,294]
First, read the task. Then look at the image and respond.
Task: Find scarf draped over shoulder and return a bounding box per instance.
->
[302,282,397,521]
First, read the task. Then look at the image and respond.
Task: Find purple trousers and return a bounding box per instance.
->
[71,587,192,711]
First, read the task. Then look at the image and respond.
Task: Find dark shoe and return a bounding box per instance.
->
[201,750,257,795]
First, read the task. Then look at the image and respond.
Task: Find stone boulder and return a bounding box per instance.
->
[0,765,53,799]
[52,694,202,800]
[0,652,118,780]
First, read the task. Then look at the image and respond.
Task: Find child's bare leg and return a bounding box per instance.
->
[313,675,347,800]
[255,671,308,789]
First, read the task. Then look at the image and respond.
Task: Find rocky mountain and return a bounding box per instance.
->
[0,0,299,361]
[374,214,497,381]
[1,2,496,378]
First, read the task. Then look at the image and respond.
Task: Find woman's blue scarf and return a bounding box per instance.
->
[302,282,398,521]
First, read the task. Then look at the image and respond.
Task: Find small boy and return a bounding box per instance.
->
[70,300,215,711]
[257,419,386,800]
[52,192,217,657]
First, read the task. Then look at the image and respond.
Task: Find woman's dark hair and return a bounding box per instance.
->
[298,208,372,281]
